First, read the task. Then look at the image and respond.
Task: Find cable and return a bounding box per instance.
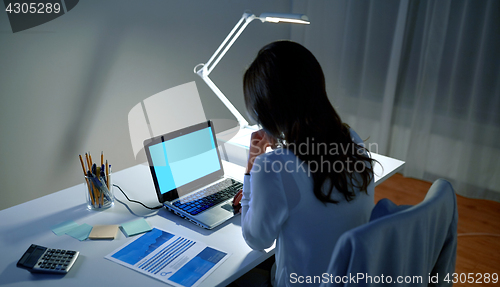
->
[113,184,163,210]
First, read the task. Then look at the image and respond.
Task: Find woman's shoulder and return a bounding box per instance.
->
[349,128,364,146]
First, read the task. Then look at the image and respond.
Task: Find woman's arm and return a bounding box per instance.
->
[233,130,271,210]
[240,153,289,250]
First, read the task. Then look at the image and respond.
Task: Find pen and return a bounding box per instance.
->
[95,165,104,206]
[105,160,109,189]
[101,163,108,193]
[97,176,112,201]
[109,165,112,191]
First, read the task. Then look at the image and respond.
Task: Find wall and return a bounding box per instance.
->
[0,0,294,210]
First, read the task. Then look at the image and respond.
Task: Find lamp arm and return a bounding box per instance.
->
[199,74,249,128]
[195,12,256,129]
[205,13,256,75]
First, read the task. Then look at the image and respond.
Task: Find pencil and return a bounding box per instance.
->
[83,154,96,206]
[101,151,103,167]
[85,153,91,173]
[79,155,86,176]
[81,155,95,206]
[89,153,93,169]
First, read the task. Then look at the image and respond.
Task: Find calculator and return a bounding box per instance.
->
[17,244,79,274]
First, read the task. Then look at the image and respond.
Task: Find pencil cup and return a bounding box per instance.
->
[84,173,114,210]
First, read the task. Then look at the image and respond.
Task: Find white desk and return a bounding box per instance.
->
[0,155,403,287]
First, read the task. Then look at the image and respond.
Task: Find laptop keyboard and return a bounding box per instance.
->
[172,179,243,216]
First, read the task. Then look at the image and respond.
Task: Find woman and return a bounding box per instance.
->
[234,41,376,286]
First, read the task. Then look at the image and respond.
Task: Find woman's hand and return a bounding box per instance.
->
[232,189,243,214]
[246,130,273,174]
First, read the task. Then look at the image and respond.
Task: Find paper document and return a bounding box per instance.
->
[105,227,229,287]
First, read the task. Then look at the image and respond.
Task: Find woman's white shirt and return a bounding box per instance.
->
[240,129,375,286]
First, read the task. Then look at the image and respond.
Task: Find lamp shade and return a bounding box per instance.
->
[259,13,310,24]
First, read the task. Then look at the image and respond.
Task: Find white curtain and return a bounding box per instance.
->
[291,0,500,202]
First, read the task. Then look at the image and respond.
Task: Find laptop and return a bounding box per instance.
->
[144,121,243,229]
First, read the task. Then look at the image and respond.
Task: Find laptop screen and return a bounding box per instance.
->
[144,121,224,202]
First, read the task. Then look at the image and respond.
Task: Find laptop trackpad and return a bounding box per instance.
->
[220,203,234,213]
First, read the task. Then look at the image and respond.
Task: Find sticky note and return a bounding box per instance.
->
[89,225,119,240]
[66,223,93,241]
[51,220,79,236]
[120,218,152,237]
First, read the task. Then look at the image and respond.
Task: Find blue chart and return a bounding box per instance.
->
[138,236,195,274]
[111,228,174,265]
[169,247,227,287]
[107,227,229,287]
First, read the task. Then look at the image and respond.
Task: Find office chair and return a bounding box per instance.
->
[320,179,458,287]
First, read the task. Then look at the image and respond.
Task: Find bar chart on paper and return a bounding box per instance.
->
[106,228,229,287]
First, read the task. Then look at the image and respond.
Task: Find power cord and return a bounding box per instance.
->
[113,184,163,210]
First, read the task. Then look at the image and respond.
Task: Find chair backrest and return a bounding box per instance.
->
[320,179,458,287]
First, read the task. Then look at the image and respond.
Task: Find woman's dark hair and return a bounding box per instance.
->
[243,40,375,203]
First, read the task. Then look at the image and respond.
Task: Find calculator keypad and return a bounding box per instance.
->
[33,248,79,274]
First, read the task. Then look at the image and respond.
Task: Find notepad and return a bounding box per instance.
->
[120,218,152,237]
[51,220,80,236]
[89,225,119,240]
[66,223,93,241]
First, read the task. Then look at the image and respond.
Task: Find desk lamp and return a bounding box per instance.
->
[194,12,310,130]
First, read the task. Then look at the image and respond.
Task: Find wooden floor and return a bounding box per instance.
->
[375,174,500,286]
[230,174,499,286]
